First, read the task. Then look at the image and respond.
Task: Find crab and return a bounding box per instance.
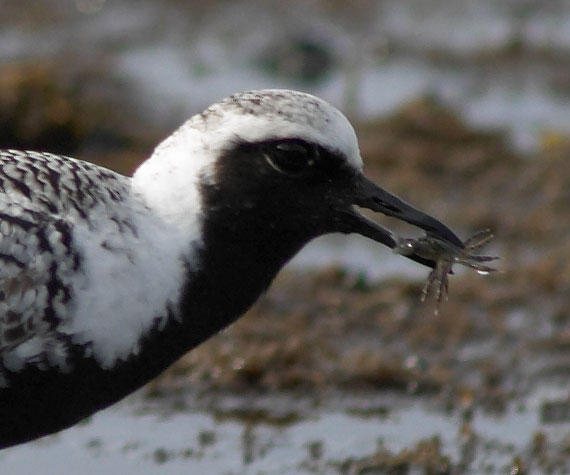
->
[394,229,499,312]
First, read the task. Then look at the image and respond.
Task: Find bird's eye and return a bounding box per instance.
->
[265,141,318,176]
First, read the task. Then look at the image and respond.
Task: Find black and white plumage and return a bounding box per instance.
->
[0,89,462,448]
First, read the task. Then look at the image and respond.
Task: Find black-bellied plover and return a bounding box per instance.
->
[0,89,463,448]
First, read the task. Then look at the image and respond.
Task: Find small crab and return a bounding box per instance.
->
[394,229,499,313]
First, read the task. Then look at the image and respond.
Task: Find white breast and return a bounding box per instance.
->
[0,150,199,376]
[62,201,191,368]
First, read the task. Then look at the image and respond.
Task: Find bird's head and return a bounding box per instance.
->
[134,89,462,269]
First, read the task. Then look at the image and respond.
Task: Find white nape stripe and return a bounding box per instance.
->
[132,124,214,236]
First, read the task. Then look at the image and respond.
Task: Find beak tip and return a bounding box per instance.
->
[350,174,464,262]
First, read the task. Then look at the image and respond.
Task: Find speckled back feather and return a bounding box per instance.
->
[0,150,139,380]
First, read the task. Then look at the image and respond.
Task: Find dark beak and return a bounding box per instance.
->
[333,174,464,268]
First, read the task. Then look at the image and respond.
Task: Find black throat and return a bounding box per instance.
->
[178,187,314,343]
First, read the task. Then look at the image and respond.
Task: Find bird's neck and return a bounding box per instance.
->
[123,212,309,388]
[177,213,310,346]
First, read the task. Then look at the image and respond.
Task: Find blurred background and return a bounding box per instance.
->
[1,1,570,473]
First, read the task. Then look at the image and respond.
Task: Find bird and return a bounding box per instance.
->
[0,89,463,448]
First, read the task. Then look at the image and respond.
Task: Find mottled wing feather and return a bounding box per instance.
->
[0,212,76,349]
[0,150,132,378]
